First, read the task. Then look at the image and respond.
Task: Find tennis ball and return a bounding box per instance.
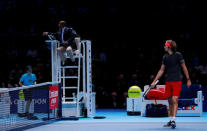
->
[128,86,142,98]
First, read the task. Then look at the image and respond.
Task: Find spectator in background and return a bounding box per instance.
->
[149,74,155,83]
[8,64,22,88]
[192,55,200,68]
[111,73,128,108]
[8,76,18,88]
[9,64,23,81]
[129,73,139,86]
[1,82,6,88]
[196,60,207,86]
[99,48,107,63]
[96,86,110,108]
[27,48,38,58]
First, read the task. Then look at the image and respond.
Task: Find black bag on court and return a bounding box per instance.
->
[146,103,168,117]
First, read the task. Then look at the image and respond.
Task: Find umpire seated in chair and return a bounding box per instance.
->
[43,20,80,64]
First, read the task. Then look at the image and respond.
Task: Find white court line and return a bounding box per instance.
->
[26,122,207,131]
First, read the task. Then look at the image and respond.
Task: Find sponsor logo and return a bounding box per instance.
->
[178,106,196,110]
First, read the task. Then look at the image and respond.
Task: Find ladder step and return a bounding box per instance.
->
[65,55,83,58]
[61,76,78,79]
[62,86,78,89]
[63,97,75,100]
[62,101,77,104]
[74,55,82,58]
[61,66,78,68]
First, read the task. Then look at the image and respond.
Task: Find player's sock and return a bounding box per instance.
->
[171,117,176,122]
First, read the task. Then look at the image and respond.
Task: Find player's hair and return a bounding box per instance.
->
[26,65,32,73]
[166,40,177,52]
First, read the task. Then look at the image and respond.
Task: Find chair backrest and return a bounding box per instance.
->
[180,84,203,98]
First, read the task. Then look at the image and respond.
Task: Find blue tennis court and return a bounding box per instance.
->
[23,109,207,131]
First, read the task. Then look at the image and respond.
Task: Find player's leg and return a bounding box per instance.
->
[57,46,66,64]
[164,97,173,127]
[23,89,32,118]
[172,96,179,118]
[25,99,31,115]
[163,82,173,127]
[66,46,75,62]
[18,90,27,117]
[25,90,32,119]
[170,96,179,129]
[24,90,38,120]
[170,82,182,129]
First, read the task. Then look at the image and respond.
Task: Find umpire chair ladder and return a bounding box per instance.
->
[57,39,93,117]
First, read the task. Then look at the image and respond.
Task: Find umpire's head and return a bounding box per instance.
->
[58,20,66,29]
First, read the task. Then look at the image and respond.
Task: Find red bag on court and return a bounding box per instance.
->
[146,88,166,100]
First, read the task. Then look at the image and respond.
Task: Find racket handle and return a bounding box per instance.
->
[155,80,159,85]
